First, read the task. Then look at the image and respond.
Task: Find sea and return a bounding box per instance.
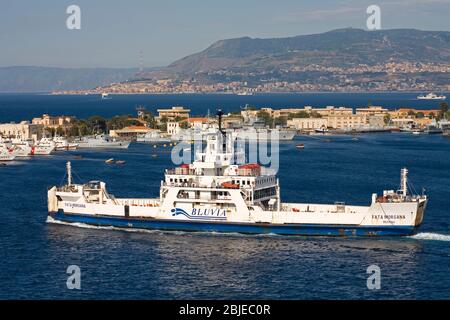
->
[0,93,449,300]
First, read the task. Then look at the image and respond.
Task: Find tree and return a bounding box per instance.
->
[274,116,287,127]
[179,121,189,129]
[384,114,391,125]
[56,126,65,136]
[310,111,322,118]
[288,111,310,119]
[87,116,107,134]
[416,112,425,119]
[143,111,157,128]
[257,110,273,128]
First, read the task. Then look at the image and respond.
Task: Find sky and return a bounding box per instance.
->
[0,0,449,68]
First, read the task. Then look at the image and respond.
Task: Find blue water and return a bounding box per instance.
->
[1,94,450,299]
[0,92,447,123]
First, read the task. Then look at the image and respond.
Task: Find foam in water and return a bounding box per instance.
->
[410,232,450,242]
[47,217,450,241]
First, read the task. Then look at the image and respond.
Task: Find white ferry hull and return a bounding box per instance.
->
[48,210,420,236]
[47,190,426,237]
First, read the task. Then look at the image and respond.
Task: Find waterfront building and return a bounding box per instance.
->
[167,122,181,135]
[184,117,211,129]
[367,115,386,127]
[0,121,43,141]
[109,126,153,140]
[222,116,243,129]
[355,106,389,116]
[390,108,440,119]
[31,114,76,129]
[287,118,328,131]
[157,106,190,121]
[326,113,368,129]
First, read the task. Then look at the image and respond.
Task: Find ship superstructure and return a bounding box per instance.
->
[47,113,428,236]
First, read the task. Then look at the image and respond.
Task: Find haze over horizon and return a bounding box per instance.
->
[1,0,450,69]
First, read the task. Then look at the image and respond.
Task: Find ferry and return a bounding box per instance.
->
[47,113,428,236]
[417,92,446,100]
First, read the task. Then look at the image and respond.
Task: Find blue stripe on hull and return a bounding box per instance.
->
[50,211,417,237]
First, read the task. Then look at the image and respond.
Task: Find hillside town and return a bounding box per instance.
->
[53,62,450,95]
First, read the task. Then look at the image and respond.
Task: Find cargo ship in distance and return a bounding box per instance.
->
[47,113,428,236]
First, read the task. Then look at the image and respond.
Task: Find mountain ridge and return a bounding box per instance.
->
[163,28,450,75]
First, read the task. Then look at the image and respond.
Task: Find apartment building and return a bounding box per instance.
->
[32,114,76,128]
[157,106,190,121]
[0,121,43,141]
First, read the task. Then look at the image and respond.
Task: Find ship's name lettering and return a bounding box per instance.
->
[65,203,86,209]
[372,214,405,219]
[191,208,226,217]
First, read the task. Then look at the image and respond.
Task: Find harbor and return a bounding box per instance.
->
[1,93,450,299]
[1,93,449,165]
[1,123,450,299]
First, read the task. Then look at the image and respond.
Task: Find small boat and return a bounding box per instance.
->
[115,160,126,165]
[105,158,115,164]
[296,143,305,149]
[34,137,56,155]
[53,136,78,151]
[0,147,15,161]
[417,92,446,100]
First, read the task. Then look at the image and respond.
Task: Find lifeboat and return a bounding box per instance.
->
[221,182,240,189]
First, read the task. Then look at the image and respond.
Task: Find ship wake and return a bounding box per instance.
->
[410,232,450,242]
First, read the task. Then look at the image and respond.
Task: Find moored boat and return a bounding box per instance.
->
[75,135,130,149]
